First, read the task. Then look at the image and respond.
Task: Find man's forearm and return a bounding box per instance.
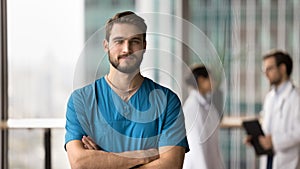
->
[72,150,146,169]
[138,146,185,169]
[138,155,184,169]
[67,140,158,169]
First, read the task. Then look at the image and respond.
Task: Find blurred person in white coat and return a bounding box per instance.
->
[183,65,225,169]
[257,50,300,169]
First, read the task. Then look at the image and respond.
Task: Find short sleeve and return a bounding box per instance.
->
[64,92,86,150]
[158,91,190,152]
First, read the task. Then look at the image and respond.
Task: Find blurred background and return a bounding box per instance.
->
[1,0,300,168]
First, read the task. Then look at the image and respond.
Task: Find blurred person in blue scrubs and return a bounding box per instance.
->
[64,11,189,169]
[183,65,225,169]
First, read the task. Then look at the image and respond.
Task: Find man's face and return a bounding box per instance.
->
[263,57,282,86]
[197,76,212,94]
[104,23,146,74]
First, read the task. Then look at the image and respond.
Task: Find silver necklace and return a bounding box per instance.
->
[105,75,140,95]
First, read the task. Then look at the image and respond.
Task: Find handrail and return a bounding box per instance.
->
[0,116,259,129]
[0,118,65,129]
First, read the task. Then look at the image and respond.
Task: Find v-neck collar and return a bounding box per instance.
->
[104,76,146,103]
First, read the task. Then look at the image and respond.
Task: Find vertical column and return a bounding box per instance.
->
[261,0,271,93]
[277,0,286,49]
[174,0,183,98]
[231,0,241,117]
[158,0,173,89]
[181,0,189,65]
[261,0,271,51]
[0,0,8,168]
[246,0,256,115]
[293,0,300,85]
[181,0,189,100]
[230,1,241,168]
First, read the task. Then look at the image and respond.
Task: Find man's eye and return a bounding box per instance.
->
[131,40,141,44]
[114,40,123,44]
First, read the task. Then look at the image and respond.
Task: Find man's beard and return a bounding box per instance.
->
[269,74,283,86]
[108,50,143,73]
[270,78,282,86]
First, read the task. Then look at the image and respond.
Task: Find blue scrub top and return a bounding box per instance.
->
[65,77,189,153]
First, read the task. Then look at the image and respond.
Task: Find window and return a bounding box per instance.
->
[7,0,84,168]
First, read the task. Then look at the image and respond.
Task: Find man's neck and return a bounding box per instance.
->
[274,78,289,92]
[274,75,288,88]
[107,69,143,91]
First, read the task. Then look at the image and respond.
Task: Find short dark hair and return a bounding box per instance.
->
[263,50,293,77]
[105,11,147,42]
[186,65,209,86]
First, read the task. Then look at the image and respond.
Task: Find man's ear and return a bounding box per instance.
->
[103,39,109,52]
[279,63,287,75]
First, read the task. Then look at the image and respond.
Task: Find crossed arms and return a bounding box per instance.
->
[66,137,185,169]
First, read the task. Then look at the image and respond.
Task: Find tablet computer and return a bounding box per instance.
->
[242,119,273,155]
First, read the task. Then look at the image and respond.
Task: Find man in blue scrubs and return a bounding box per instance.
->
[65,11,189,169]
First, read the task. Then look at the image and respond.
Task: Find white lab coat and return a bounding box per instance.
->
[260,81,300,169]
[183,89,225,169]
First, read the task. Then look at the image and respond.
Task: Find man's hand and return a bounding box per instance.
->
[259,135,273,150]
[243,135,253,146]
[82,136,100,150]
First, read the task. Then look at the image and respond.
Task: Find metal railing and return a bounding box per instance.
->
[0,119,65,169]
[0,116,254,169]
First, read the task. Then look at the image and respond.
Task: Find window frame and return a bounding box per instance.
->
[1,0,9,168]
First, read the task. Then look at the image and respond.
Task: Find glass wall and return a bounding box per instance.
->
[7,0,84,168]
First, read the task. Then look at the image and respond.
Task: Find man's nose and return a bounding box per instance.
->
[121,41,131,54]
